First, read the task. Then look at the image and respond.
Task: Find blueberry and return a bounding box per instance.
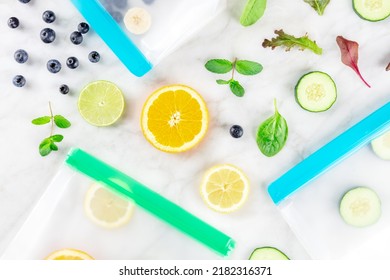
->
[113,0,127,9]
[143,0,155,4]
[88,51,100,63]
[230,125,243,138]
[47,59,61,74]
[66,57,79,69]
[110,11,123,23]
[40,28,56,43]
[42,10,56,23]
[59,84,69,95]
[8,17,19,29]
[13,75,26,87]
[70,31,83,45]
[14,49,29,64]
[18,0,31,3]
[77,22,89,34]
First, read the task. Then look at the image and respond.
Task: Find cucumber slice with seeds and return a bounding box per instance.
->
[339,187,381,227]
[295,71,337,112]
[371,130,390,160]
[353,0,390,22]
[249,247,289,260]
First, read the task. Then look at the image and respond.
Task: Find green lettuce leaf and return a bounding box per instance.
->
[262,29,322,55]
[304,0,330,16]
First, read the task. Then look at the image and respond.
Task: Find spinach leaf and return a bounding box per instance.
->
[240,0,267,27]
[256,100,288,157]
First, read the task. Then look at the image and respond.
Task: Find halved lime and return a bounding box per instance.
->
[78,81,125,126]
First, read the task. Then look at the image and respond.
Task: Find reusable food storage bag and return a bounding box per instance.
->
[1,149,234,260]
[71,0,225,77]
[268,102,390,259]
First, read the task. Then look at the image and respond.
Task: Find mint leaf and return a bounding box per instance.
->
[32,116,51,125]
[39,138,52,157]
[205,59,233,74]
[54,115,71,128]
[50,134,64,142]
[229,80,245,97]
[240,0,267,27]
[256,100,288,157]
[216,79,230,85]
[236,60,263,75]
[304,0,330,16]
[50,143,58,151]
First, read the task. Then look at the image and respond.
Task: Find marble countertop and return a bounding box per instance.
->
[0,0,389,260]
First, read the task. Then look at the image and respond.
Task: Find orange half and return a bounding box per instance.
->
[141,85,209,153]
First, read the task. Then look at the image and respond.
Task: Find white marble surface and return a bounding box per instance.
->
[0,0,389,260]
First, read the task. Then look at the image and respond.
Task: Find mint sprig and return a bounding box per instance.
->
[32,102,71,157]
[205,58,263,97]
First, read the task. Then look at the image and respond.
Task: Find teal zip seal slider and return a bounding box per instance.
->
[268,101,390,205]
[66,148,235,256]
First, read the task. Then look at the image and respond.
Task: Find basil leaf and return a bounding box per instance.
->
[229,80,245,97]
[216,79,230,85]
[236,60,263,75]
[240,0,267,27]
[304,0,330,15]
[32,116,51,125]
[54,115,71,128]
[205,59,233,74]
[50,134,64,143]
[39,138,52,157]
[256,100,288,157]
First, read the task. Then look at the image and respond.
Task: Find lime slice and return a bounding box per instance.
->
[78,81,125,126]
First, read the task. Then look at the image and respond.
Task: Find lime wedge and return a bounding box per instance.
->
[78,81,125,127]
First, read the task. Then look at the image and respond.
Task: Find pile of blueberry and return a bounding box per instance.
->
[8,0,101,94]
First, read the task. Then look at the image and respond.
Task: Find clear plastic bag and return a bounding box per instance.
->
[71,0,225,77]
[1,149,234,260]
[268,102,390,259]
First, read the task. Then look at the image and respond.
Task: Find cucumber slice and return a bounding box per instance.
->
[339,187,381,227]
[295,71,337,112]
[371,130,390,160]
[249,247,289,260]
[353,0,390,22]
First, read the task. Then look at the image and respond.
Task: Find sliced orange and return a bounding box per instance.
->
[141,85,209,153]
[200,164,250,213]
[45,248,94,260]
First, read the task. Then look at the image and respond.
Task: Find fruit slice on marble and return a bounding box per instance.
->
[45,248,94,260]
[78,80,125,126]
[249,247,289,260]
[339,187,381,227]
[353,0,390,21]
[371,130,390,160]
[141,84,209,153]
[124,7,152,35]
[200,164,249,214]
[295,71,337,112]
[84,182,134,229]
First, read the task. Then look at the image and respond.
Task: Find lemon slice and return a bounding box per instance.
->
[84,182,134,229]
[200,164,250,213]
[45,248,94,260]
[78,80,125,127]
[141,84,209,153]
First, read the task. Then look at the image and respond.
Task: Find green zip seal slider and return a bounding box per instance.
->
[66,148,235,256]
